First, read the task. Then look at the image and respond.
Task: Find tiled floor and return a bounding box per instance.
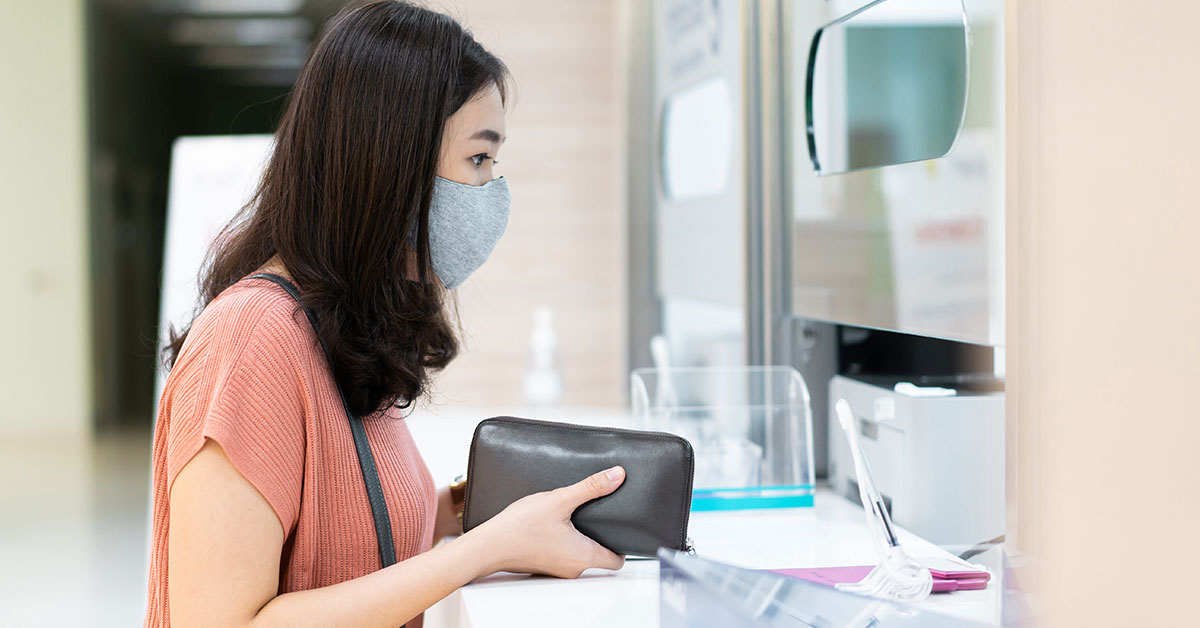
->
[0,428,152,627]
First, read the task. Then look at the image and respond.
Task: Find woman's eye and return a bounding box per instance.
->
[470,154,499,167]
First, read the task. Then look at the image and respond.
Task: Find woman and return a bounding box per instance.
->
[144,2,625,627]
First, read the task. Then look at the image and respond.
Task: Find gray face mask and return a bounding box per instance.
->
[426,175,511,290]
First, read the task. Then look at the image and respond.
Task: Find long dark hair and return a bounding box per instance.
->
[165,1,509,417]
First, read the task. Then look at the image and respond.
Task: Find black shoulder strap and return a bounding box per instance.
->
[248,273,398,569]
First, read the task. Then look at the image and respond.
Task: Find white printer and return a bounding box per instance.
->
[827,375,1005,547]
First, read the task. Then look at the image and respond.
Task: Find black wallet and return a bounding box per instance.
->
[462,416,695,557]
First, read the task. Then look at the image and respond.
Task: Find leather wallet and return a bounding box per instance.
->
[462,416,695,557]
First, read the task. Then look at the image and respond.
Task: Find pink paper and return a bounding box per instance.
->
[929,567,992,581]
[922,556,992,582]
[771,565,873,587]
[945,577,989,591]
[768,566,981,594]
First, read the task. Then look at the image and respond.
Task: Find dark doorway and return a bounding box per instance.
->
[87,0,346,429]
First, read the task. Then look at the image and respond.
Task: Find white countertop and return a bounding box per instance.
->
[406,408,1002,628]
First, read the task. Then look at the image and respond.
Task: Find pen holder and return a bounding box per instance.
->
[834,399,932,602]
[631,366,815,511]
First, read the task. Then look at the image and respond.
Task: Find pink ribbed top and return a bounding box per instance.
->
[144,277,437,627]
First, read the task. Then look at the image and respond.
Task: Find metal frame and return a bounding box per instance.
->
[623,0,662,389]
[745,0,792,371]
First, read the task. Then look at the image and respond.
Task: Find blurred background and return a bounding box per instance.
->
[2,1,633,623]
[3,0,1199,626]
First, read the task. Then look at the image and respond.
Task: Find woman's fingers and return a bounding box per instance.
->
[590,543,625,571]
[558,467,626,572]
[484,466,628,577]
[554,466,625,509]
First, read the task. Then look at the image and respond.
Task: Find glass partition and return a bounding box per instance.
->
[784,0,1005,346]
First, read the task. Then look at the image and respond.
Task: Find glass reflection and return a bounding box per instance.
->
[806,0,969,175]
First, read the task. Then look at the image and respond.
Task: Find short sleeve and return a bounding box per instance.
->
[164,286,309,536]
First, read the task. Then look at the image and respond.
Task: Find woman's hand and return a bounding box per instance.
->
[469,466,627,578]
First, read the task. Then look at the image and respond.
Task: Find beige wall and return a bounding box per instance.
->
[0,1,91,436]
[429,0,626,409]
[1008,1,1200,624]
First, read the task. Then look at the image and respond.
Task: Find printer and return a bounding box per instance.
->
[827,374,1005,548]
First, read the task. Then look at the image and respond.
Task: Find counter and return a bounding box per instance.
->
[407,408,1003,628]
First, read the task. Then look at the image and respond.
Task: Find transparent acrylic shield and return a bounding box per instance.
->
[631,366,815,510]
[659,550,986,628]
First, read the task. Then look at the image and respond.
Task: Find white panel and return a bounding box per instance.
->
[154,135,274,411]
[661,77,733,201]
[654,0,746,313]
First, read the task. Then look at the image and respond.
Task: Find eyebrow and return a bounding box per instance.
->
[470,129,505,144]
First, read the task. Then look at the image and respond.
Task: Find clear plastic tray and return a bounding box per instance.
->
[631,366,815,510]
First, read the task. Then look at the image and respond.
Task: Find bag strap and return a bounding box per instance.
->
[247,273,398,569]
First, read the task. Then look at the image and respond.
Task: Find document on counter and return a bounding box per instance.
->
[767,556,991,594]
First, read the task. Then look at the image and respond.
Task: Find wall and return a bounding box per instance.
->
[1007,0,1200,624]
[428,0,627,409]
[0,1,91,437]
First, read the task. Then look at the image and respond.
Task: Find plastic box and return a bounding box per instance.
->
[631,366,815,510]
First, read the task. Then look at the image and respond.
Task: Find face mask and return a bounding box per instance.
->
[425,175,511,290]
